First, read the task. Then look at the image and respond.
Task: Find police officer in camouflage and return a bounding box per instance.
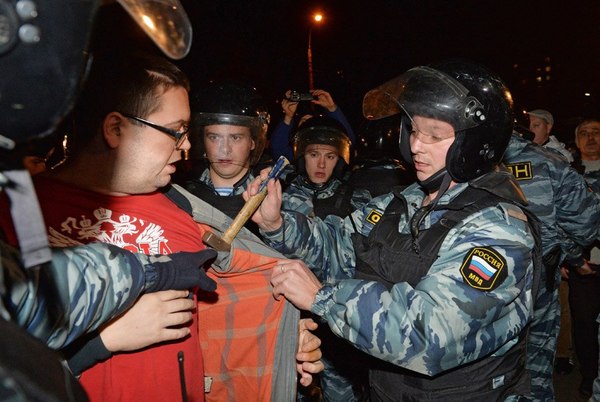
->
[504,132,600,401]
[180,82,271,235]
[283,115,371,222]
[248,60,539,401]
[282,115,371,401]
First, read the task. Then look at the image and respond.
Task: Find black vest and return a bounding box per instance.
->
[313,182,354,219]
[350,184,532,401]
[183,179,260,237]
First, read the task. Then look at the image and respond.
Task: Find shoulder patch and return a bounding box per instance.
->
[505,162,533,181]
[460,247,508,291]
[366,210,382,225]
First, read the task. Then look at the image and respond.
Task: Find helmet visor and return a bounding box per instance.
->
[193,112,267,135]
[362,66,485,133]
[117,0,192,59]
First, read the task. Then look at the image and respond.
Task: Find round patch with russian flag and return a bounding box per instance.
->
[460,247,507,291]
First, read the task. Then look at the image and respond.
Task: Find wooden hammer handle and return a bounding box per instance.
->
[220,190,267,244]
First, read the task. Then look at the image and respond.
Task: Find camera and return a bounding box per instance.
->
[287,91,316,102]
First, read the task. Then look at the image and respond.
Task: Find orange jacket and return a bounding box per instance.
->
[170,185,300,402]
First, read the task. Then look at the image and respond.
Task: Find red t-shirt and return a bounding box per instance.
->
[33,176,206,402]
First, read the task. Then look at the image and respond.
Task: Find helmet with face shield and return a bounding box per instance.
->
[362,60,514,183]
[0,0,192,163]
[292,114,351,181]
[190,82,270,165]
[355,114,403,164]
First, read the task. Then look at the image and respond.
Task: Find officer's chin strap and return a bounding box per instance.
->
[418,168,447,194]
[410,172,453,254]
[1,170,52,268]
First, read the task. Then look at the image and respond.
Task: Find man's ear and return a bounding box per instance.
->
[103,112,124,149]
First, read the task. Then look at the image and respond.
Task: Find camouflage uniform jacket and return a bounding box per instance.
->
[281,175,370,282]
[504,134,600,401]
[282,175,371,218]
[504,134,600,265]
[1,239,153,349]
[262,170,535,376]
[573,157,600,192]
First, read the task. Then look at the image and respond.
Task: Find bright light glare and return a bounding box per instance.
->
[313,13,323,23]
[141,15,156,31]
[585,92,591,97]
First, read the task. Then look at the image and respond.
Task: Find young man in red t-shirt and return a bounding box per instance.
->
[7,51,322,402]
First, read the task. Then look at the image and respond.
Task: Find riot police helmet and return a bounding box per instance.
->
[363,60,514,182]
[190,82,270,165]
[292,114,351,180]
[355,114,402,163]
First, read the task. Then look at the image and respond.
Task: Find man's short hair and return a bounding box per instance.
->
[527,109,554,125]
[69,51,190,154]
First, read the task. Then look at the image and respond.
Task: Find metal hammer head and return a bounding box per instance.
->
[202,231,231,252]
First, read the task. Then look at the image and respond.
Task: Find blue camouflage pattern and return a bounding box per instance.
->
[504,134,600,401]
[282,175,371,221]
[582,166,600,193]
[282,173,371,402]
[1,239,168,349]
[262,174,535,394]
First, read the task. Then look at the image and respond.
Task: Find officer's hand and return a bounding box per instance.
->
[296,318,324,387]
[244,170,283,232]
[144,250,217,293]
[271,259,322,310]
[100,290,195,352]
[311,89,336,112]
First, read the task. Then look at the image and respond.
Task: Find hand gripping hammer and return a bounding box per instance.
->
[202,156,289,251]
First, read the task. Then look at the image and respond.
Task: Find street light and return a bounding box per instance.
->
[307,12,324,91]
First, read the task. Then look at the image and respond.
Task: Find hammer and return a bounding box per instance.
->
[202,156,290,251]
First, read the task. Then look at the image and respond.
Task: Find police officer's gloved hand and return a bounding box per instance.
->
[144,250,217,293]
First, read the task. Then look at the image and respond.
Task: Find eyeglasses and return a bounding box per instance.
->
[409,128,455,144]
[120,112,190,149]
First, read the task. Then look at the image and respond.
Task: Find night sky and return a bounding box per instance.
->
[104,0,600,142]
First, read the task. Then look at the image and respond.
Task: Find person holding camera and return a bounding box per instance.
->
[270,89,355,162]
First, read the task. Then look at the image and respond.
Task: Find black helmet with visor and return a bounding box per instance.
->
[190,82,270,165]
[292,114,351,182]
[362,60,514,183]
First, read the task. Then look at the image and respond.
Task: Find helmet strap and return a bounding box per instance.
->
[410,172,452,245]
[418,168,447,193]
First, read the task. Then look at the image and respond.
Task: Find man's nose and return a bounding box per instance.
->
[179,136,191,151]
